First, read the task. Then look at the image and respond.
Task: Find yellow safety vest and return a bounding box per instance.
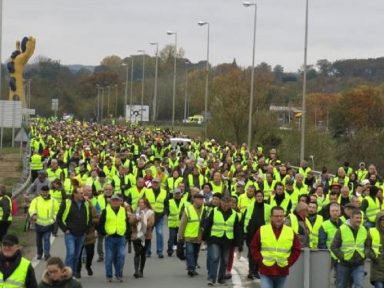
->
[243,203,271,233]
[127,186,146,210]
[306,215,323,249]
[168,198,184,228]
[365,196,380,223]
[340,224,367,260]
[210,181,224,194]
[369,227,382,258]
[288,213,310,234]
[105,205,127,236]
[30,154,43,171]
[188,174,205,189]
[46,168,62,182]
[29,196,57,226]
[269,193,291,214]
[49,189,63,205]
[260,224,294,267]
[184,205,202,238]
[145,188,167,213]
[210,208,237,239]
[0,196,12,221]
[263,180,276,200]
[321,219,340,259]
[167,177,183,192]
[0,257,30,287]
[238,194,255,214]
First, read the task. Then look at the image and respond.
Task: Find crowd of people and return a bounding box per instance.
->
[1,118,384,288]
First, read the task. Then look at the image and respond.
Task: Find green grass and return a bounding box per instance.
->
[0,147,19,155]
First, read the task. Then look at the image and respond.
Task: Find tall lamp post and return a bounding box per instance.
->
[100,86,104,123]
[197,21,210,140]
[114,84,118,118]
[96,84,100,123]
[167,31,177,130]
[243,1,257,150]
[130,57,134,122]
[122,63,129,120]
[300,0,309,163]
[150,42,159,122]
[138,50,146,123]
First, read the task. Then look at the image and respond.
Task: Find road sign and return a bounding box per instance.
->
[0,100,22,128]
[14,128,28,142]
[23,108,36,115]
[52,98,59,111]
[125,105,149,122]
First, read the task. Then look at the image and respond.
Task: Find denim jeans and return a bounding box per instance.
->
[336,263,364,288]
[35,226,52,257]
[105,236,126,278]
[374,282,384,288]
[64,232,85,275]
[167,227,178,254]
[260,274,287,288]
[207,243,230,282]
[185,242,201,272]
[155,216,164,255]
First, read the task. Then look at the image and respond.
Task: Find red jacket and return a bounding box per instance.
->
[250,225,301,277]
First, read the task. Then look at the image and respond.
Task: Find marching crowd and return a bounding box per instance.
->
[0,118,384,288]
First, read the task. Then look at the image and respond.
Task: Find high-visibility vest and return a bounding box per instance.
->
[322,219,340,259]
[365,196,380,223]
[112,175,122,194]
[339,224,367,260]
[96,195,109,211]
[210,181,225,194]
[306,215,323,249]
[30,154,43,171]
[0,257,30,287]
[145,188,167,213]
[167,177,183,192]
[168,158,179,170]
[299,167,311,178]
[63,178,74,195]
[184,205,202,238]
[168,198,185,228]
[356,169,368,182]
[29,196,57,226]
[244,203,271,233]
[260,224,294,267]
[62,199,90,226]
[263,180,276,200]
[103,165,117,180]
[369,227,382,257]
[46,168,63,182]
[288,213,310,235]
[210,208,237,239]
[188,174,205,189]
[104,205,127,236]
[270,193,291,214]
[127,186,146,210]
[49,189,63,205]
[0,196,13,221]
[238,194,255,214]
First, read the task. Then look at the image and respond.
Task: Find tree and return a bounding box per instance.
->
[100,55,122,67]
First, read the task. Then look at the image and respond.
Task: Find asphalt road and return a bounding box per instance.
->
[32,231,259,288]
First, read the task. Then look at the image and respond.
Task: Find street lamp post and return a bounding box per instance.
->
[130,57,134,122]
[167,31,177,130]
[114,84,118,118]
[138,50,146,123]
[150,42,159,122]
[184,68,189,121]
[300,0,309,163]
[198,21,210,140]
[96,84,100,123]
[122,63,129,120]
[101,87,104,123]
[107,85,111,118]
[243,1,257,150]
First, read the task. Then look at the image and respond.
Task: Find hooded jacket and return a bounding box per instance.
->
[38,266,82,288]
[368,211,384,283]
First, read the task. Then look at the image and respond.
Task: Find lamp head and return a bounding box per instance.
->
[198,21,208,26]
[166,31,175,35]
[243,1,254,7]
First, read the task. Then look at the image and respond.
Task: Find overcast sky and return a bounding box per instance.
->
[2,0,384,72]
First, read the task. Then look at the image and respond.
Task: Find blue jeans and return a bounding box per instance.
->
[336,263,364,288]
[207,243,230,282]
[167,227,178,254]
[155,217,164,255]
[64,232,85,275]
[186,242,200,272]
[260,274,287,288]
[374,282,384,288]
[105,236,126,278]
[35,225,52,257]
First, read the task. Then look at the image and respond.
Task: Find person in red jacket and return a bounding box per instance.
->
[250,206,301,288]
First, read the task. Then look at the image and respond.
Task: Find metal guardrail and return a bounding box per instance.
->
[11,141,31,198]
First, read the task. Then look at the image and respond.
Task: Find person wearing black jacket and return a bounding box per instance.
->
[57,186,91,279]
[242,190,271,280]
[203,196,242,286]
[0,234,37,288]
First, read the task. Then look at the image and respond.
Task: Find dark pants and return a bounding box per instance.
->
[247,241,258,276]
[207,243,230,282]
[77,243,95,273]
[167,228,178,255]
[0,221,11,241]
[186,242,201,272]
[133,239,150,273]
